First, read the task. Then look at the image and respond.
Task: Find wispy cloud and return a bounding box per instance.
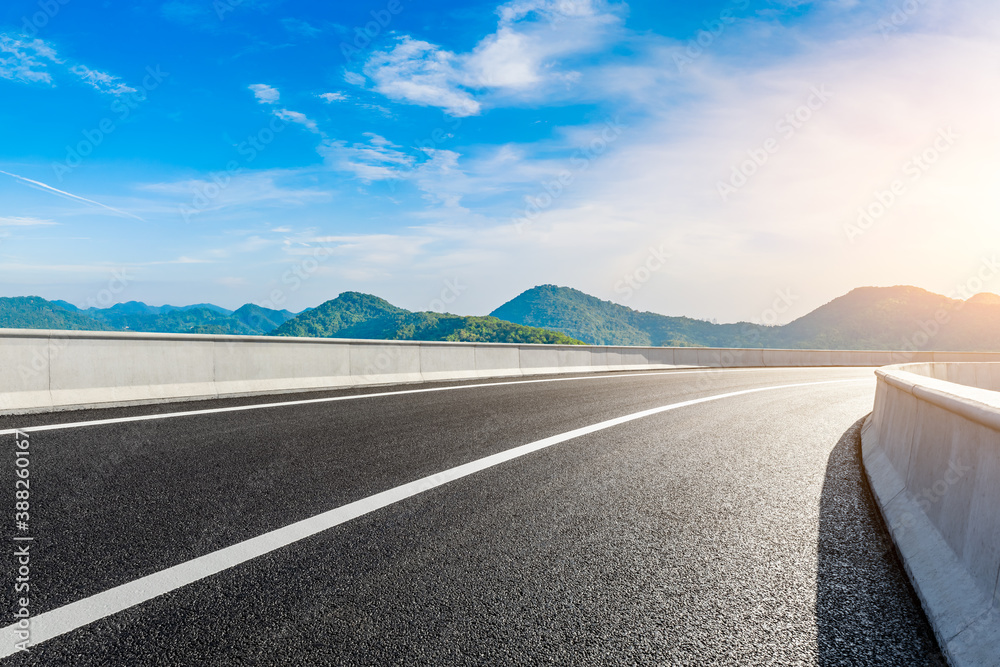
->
[318,133,416,182]
[248,84,320,133]
[139,170,332,213]
[70,65,137,95]
[274,108,319,132]
[0,36,59,84]
[0,216,57,227]
[249,83,280,104]
[318,91,346,102]
[0,36,135,96]
[281,18,323,38]
[160,1,214,26]
[0,170,145,221]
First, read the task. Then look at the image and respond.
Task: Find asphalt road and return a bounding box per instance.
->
[0,367,942,665]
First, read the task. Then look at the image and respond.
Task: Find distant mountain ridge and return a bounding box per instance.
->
[1,298,295,335]
[489,285,771,347]
[770,285,1000,351]
[271,292,584,344]
[491,284,1000,351]
[0,297,116,331]
[5,284,1000,351]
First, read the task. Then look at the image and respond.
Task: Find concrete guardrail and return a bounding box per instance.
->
[863,363,1000,667]
[2,327,984,414]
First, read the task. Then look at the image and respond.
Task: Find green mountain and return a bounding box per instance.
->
[81,302,254,335]
[8,285,1000,352]
[1,298,297,335]
[82,299,235,317]
[492,284,1000,351]
[0,297,113,331]
[490,285,772,347]
[271,292,584,344]
[271,293,407,338]
[90,306,256,335]
[232,304,297,334]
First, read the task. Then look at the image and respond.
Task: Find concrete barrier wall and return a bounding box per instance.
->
[862,363,1000,667]
[5,327,1000,415]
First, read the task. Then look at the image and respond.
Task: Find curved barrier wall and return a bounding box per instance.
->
[0,327,977,414]
[863,363,1000,667]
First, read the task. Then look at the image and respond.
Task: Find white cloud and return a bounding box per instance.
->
[363,38,481,117]
[353,0,625,116]
[465,0,622,89]
[301,0,1000,321]
[70,65,137,96]
[139,170,331,215]
[318,134,416,182]
[319,92,346,102]
[274,108,319,132]
[0,36,58,84]
[343,71,366,87]
[0,216,57,227]
[437,0,1000,321]
[248,85,319,133]
[249,83,280,104]
[0,36,135,96]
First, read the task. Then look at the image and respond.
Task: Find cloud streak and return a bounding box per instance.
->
[0,216,57,227]
[0,170,146,221]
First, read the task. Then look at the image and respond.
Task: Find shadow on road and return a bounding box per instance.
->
[815,417,944,666]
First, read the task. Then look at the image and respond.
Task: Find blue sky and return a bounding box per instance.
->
[1,0,998,322]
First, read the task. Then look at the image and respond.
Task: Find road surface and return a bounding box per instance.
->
[0,367,942,665]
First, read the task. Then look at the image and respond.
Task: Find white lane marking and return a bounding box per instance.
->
[0,367,871,436]
[0,378,869,656]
